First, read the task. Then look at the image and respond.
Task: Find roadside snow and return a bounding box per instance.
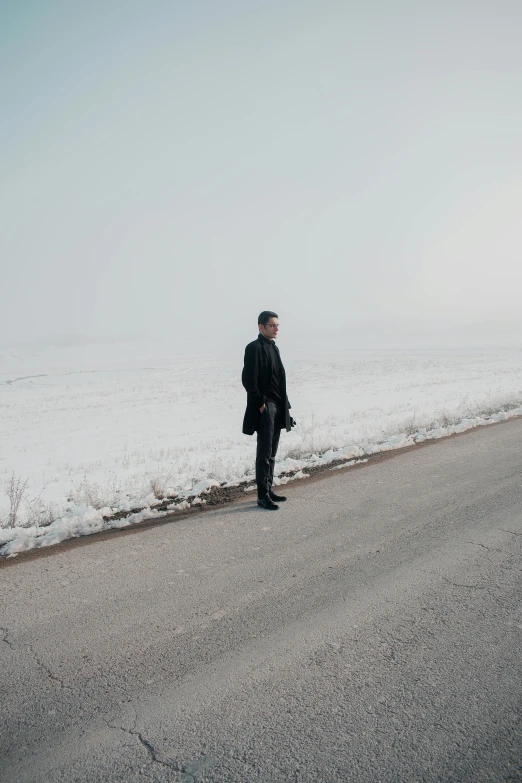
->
[1,342,522,556]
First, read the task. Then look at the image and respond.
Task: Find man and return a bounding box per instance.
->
[242,311,295,510]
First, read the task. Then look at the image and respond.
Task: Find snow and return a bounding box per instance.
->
[1,340,522,556]
[188,480,221,497]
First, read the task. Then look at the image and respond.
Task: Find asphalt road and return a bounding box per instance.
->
[2,420,522,782]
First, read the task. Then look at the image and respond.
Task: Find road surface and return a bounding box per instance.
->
[2,419,522,782]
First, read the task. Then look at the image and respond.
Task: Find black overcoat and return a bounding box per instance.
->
[242,335,292,435]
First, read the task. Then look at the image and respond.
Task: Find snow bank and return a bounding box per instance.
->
[2,345,522,556]
[2,404,521,557]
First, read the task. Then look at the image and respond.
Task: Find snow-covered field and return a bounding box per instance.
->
[1,340,522,556]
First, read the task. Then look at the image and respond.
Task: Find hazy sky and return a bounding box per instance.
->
[2,0,522,349]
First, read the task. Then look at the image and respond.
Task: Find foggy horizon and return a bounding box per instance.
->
[3,313,522,355]
[2,1,522,351]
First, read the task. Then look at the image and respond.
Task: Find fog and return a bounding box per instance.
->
[2,1,522,352]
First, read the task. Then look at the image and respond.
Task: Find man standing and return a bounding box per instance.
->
[242,311,295,510]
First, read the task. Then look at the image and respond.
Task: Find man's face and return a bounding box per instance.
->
[259,317,279,340]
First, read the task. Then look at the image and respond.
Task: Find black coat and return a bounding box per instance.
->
[242,335,292,435]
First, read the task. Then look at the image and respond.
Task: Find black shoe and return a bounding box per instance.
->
[269,491,287,502]
[257,494,279,510]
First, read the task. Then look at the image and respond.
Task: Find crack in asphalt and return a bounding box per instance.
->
[106,715,212,781]
[1,626,14,649]
[28,643,73,690]
[500,529,522,537]
[2,626,72,691]
[442,577,487,589]
[107,715,184,776]
[467,541,502,552]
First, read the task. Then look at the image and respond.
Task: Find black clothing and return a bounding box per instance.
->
[255,400,282,496]
[257,495,279,510]
[263,337,284,403]
[242,335,292,436]
[242,334,293,496]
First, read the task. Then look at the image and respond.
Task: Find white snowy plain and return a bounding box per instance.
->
[1,340,522,556]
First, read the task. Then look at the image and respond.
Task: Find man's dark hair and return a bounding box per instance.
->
[258,310,278,326]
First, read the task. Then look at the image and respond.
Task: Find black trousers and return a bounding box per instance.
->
[256,400,283,496]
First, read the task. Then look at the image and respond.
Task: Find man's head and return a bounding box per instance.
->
[258,310,279,340]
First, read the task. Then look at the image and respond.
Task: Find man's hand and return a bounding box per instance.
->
[260,404,266,413]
